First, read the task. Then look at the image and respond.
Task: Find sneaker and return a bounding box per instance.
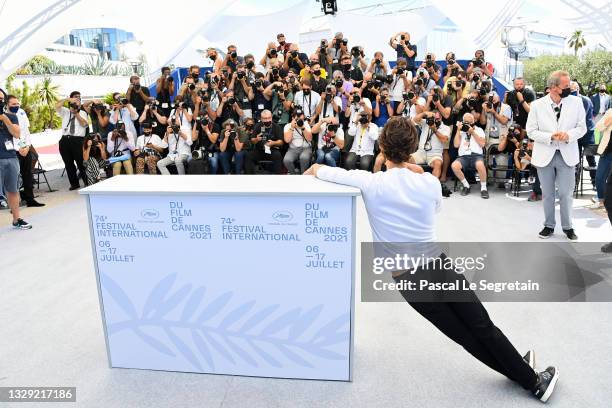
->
[441,183,452,198]
[532,366,559,402]
[563,229,578,241]
[591,196,599,204]
[460,186,471,196]
[69,185,80,191]
[26,200,45,208]
[538,227,554,239]
[601,242,612,253]
[481,189,489,199]
[528,192,542,202]
[0,200,8,210]
[12,218,32,230]
[523,350,536,370]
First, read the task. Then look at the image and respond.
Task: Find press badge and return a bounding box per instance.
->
[258,104,265,110]
[161,103,169,109]
[264,144,271,154]
[4,139,15,151]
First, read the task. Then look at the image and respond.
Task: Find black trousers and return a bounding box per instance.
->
[245,149,283,174]
[393,254,539,391]
[18,150,34,202]
[605,170,612,225]
[59,136,86,187]
[344,153,373,171]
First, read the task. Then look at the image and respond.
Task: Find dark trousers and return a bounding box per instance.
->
[344,153,373,171]
[18,150,34,202]
[59,136,86,187]
[605,170,612,225]
[393,254,539,391]
[245,149,283,174]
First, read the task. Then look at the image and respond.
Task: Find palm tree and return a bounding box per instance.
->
[568,30,586,56]
[37,77,60,129]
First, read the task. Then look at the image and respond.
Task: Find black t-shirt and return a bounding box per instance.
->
[287,52,309,72]
[216,104,240,128]
[128,86,150,114]
[395,43,417,69]
[311,77,328,95]
[91,111,111,140]
[141,110,167,137]
[0,112,18,159]
[194,122,221,152]
[252,122,283,151]
[331,65,363,82]
[429,95,453,126]
[505,88,535,128]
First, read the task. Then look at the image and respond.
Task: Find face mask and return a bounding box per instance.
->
[303,89,311,95]
[262,121,272,127]
[570,90,578,96]
[246,61,255,70]
[600,89,607,94]
[144,131,152,135]
[342,63,351,71]
[313,69,321,76]
[279,41,285,46]
[8,106,19,113]
[210,54,217,61]
[560,87,571,98]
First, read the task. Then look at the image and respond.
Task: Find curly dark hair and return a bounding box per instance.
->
[378,116,418,164]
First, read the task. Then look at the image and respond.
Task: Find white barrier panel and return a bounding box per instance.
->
[80,175,359,381]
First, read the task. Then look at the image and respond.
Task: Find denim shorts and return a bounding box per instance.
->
[0,157,20,193]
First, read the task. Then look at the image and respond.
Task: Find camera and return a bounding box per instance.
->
[296,118,304,128]
[432,93,440,102]
[472,58,484,66]
[188,83,196,91]
[92,103,105,111]
[230,51,238,59]
[116,120,125,130]
[486,94,494,109]
[85,133,100,147]
[174,101,184,109]
[254,79,263,89]
[320,40,327,49]
[192,148,208,160]
[352,94,361,104]
[415,78,423,87]
[196,116,209,126]
[269,48,277,57]
[271,67,279,77]
[69,102,80,110]
[396,67,404,76]
[461,121,471,132]
[148,100,159,110]
[228,129,237,140]
[472,74,480,83]
[237,71,246,80]
[426,116,436,126]
[342,38,348,46]
[351,46,362,58]
[334,78,343,88]
[448,59,455,65]
[226,96,236,105]
[358,114,369,124]
[385,74,394,84]
[119,97,128,105]
[403,91,414,101]
[291,50,298,59]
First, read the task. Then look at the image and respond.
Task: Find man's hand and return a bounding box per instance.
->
[405,162,424,174]
[304,163,323,176]
[516,91,524,103]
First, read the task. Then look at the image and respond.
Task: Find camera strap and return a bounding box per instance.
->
[302,93,312,117]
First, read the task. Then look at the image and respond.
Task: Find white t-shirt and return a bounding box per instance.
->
[458,127,485,156]
[390,72,413,102]
[58,106,88,137]
[485,103,512,139]
[319,96,343,119]
[169,108,193,133]
[317,123,344,149]
[13,108,31,148]
[316,166,441,244]
[418,120,450,153]
[284,122,312,149]
[136,133,164,150]
[348,123,379,156]
[347,98,372,123]
[293,91,321,119]
[161,131,193,156]
[400,97,426,119]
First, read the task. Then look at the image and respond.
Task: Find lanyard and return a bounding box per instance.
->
[358,126,367,149]
[303,93,312,116]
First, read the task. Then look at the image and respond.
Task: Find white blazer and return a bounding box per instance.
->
[526,94,586,167]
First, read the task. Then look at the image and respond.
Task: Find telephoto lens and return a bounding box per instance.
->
[296,118,304,127]
[120,98,129,105]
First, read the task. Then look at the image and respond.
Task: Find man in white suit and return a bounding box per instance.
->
[526,71,586,240]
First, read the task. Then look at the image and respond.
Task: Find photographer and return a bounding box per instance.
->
[312,116,344,167]
[191,113,221,174]
[345,112,378,171]
[504,77,535,129]
[126,75,150,130]
[139,97,168,137]
[414,68,436,94]
[216,90,243,126]
[418,53,442,84]
[157,122,192,175]
[442,52,464,82]
[265,81,294,126]
[109,92,139,137]
[218,119,248,174]
[444,71,470,102]
[350,45,368,73]
[177,76,198,111]
[276,33,292,55]
[200,74,222,121]
[282,44,308,73]
[260,42,284,69]
[411,110,451,180]
[317,39,334,75]
[251,73,271,121]
[513,138,541,201]
[230,64,255,119]
[396,88,424,119]
[424,86,452,122]
[155,66,175,115]
[294,78,321,122]
[283,108,313,174]
[55,91,89,190]
[134,122,164,174]
[301,60,327,94]
[333,54,364,84]
[389,31,417,75]
[456,89,484,125]
[367,51,389,78]
[389,57,413,110]
[329,32,348,63]
[316,85,342,122]
[223,44,244,73]
[82,133,108,186]
[106,126,135,176]
[373,87,394,128]
[451,113,489,198]
[332,71,354,115]
[480,91,512,182]
[466,49,493,78]
[168,99,193,135]
[206,47,223,74]
[345,88,372,125]
[83,100,111,142]
[245,110,284,174]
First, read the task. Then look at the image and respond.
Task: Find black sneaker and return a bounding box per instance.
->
[538,227,554,239]
[481,189,489,199]
[563,229,578,241]
[26,200,45,207]
[441,183,452,197]
[12,218,32,230]
[460,186,471,196]
[69,185,80,191]
[601,242,612,253]
[523,350,536,370]
[532,366,559,402]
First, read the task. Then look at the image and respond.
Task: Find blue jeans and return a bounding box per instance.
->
[219,150,246,174]
[316,148,340,166]
[595,153,612,200]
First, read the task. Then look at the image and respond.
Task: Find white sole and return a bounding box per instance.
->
[540,369,559,403]
[538,234,552,239]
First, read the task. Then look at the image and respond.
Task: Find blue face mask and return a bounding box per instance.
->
[8,106,19,113]
[570,91,578,96]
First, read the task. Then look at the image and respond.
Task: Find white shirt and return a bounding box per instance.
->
[485,103,512,139]
[317,123,344,149]
[390,72,413,102]
[136,133,164,150]
[418,120,450,153]
[400,97,425,119]
[106,132,135,155]
[348,123,379,156]
[293,91,321,119]
[13,108,31,148]
[319,96,343,119]
[161,131,193,156]
[347,98,372,123]
[457,127,485,156]
[169,108,193,133]
[316,166,441,244]
[109,107,138,136]
[58,106,88,137]
[284,122,312,149]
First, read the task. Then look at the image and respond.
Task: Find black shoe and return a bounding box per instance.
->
[441,183,452,197]
[69,185,80,191]
[563,229,578,241]
[12,218,32,230]
[460,186,471,196]
[26,200,45,207]
[602,242,612,253]
[481,189,489,199]
[538,227,554,239]
[523,350,536,370]
[532,366,559,402]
